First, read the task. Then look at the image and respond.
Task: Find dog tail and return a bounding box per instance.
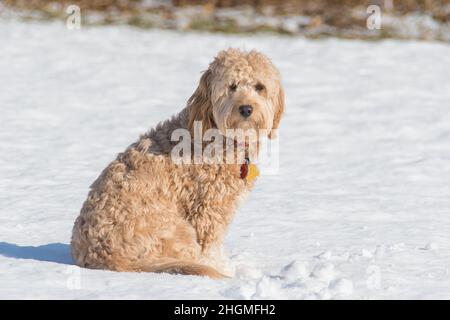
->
[138,260,228,279]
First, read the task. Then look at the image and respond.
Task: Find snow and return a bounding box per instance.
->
[1,19,450,299]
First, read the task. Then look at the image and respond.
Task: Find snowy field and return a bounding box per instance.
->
[1,19,450,299]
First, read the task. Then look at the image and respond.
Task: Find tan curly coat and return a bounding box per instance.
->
[71,48,284,278]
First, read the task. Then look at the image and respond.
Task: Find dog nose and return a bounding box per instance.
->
[239,105,253,118]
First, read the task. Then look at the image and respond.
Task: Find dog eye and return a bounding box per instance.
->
[229,84,237,92]
[255,83,265,92]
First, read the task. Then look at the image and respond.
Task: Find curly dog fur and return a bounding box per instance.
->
[71,48,284,278]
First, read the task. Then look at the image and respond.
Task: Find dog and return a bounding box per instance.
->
[71,48,284,278]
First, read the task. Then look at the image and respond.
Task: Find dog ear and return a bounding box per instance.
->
[187,69,216,137]
[268,85,284,139]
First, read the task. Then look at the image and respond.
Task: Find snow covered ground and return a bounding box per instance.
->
[1,19,450,299]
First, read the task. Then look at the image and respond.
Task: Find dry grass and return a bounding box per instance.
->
[2,0,449,40]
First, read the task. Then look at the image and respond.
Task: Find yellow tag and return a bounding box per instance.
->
[246,164,260,182]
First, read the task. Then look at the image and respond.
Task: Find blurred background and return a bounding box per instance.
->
[1,0,450,41]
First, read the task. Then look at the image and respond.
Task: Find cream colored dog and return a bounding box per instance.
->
[71,48,284,278]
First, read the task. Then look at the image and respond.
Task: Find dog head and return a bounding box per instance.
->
[187,48,284,140]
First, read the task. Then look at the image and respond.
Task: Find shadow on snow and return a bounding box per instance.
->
[0,242,73,265]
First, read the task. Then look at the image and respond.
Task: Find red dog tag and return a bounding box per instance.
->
[240,159,249,179]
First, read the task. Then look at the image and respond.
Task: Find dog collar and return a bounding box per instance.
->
[240,158,259,182]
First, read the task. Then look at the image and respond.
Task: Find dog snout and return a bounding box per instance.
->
[239,105,253,118]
